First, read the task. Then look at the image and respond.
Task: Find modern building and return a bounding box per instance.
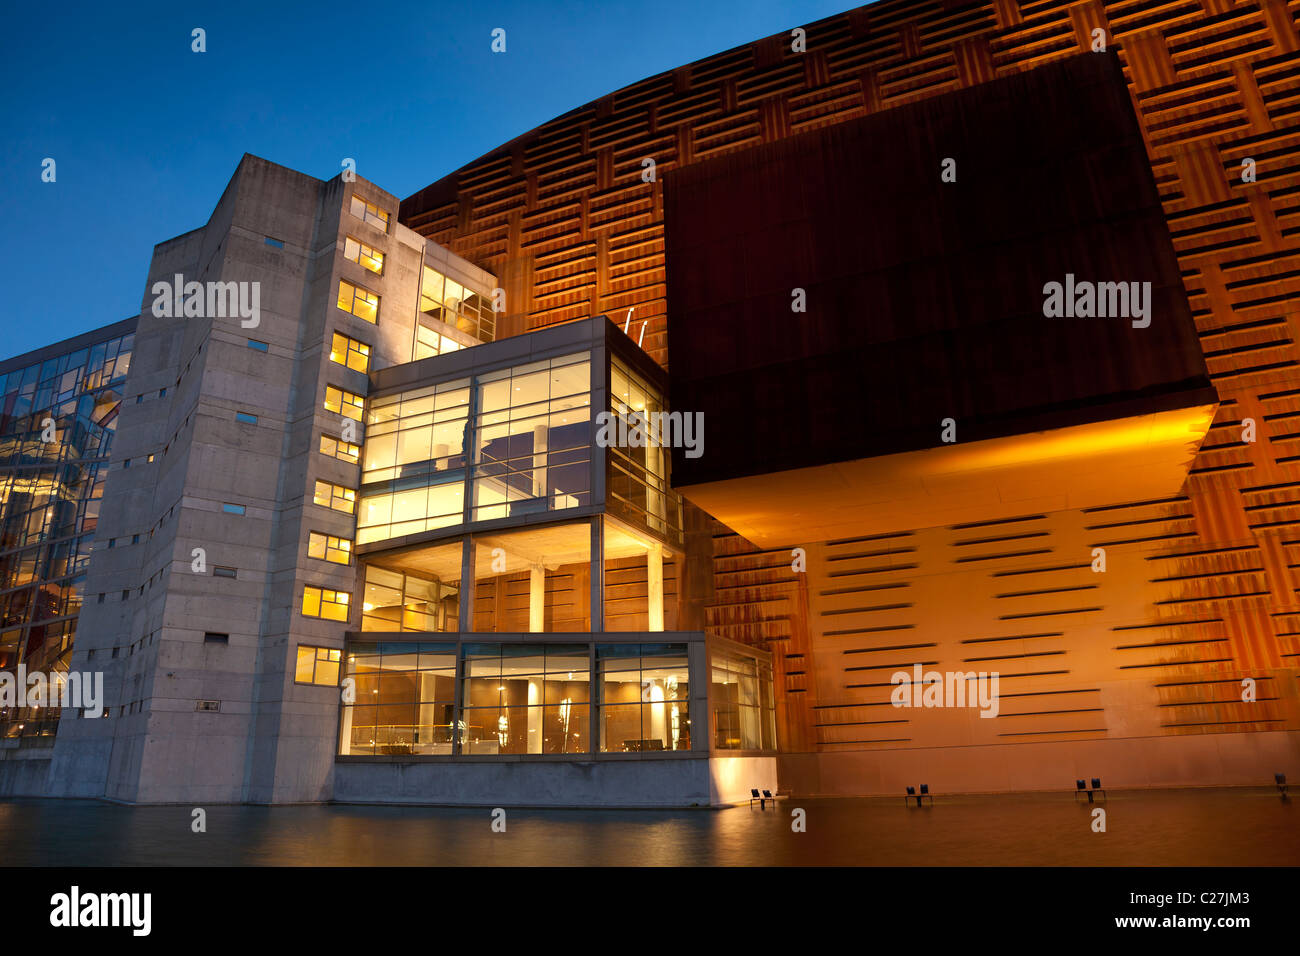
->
[2,0,1299,804]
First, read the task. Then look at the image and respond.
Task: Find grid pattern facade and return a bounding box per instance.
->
[402,0,1300,755]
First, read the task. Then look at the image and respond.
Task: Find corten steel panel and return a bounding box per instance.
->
[664,52,1213,487]
[402,0,1300,769]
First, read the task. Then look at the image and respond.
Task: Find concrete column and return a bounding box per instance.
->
[339,697,355,755]
[528,679,542,754]
[529,563,545,632]
[647,543,663,632]
[590,517,604,632]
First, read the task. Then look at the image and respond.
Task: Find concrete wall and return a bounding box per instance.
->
[335,756,758,808]
[45,155,496,805]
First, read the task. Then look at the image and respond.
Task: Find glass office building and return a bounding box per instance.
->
[0,318,136,744]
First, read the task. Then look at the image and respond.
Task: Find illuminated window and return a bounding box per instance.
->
[235,411,258,424]
[325,385,364,421]
[313,480,356,514]
[598,644,691,753]
[302,587,350,623]
[472,354,591,522]
[337,280,379,324]
[222,503,246,515]
[710,650,777,751]
[307,531,353,565]
[329,332,371,374]
[319,433,360,464]
[295,644,342,684]
[343,236,383,274]
[418,265,494,351]
[349,195,389,231]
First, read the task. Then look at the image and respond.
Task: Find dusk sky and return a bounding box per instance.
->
[1,0,850,356]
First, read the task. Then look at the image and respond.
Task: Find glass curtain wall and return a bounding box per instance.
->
[0,327,133,743]
[711,650,777,750]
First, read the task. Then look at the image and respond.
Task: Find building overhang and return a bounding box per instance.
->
[677,402,1216,548]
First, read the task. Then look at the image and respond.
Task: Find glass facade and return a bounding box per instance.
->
[597,643,691,752]
[460,642,590,754]
[608,358,682,544]
[361,547,460,633]
[0,324,133,743]
[417,264,494,357]
[357,354,591,545]
[339,639,714,757]
[711,649,777,751]
[341,641,457,755]
[358,377,470,543]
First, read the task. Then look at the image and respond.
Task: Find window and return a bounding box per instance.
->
[361,552,460,632]
[295,645,343,685]
[247,339,269,352]
[302,587,350,622]
[235,411,258,424]
[598,644,691,753]
[338,642,457,754]
[472,354,591,522]
[343,236,384,274]
[325,385,364,421]
[461,643,591,755]
[307,532,352,565]
[265,237,284,248]
[349,195,390,231]
[213,566,237,579]
[319,433,360,464]
[329,332,371,374]
[711,650,776,751]
[204,632,229,645]
[418,264,494,348]
[107,538,116,549]
[222,503,246,516]
[123,458,131,469]
[607,358,681,541]
[356,378,470,544]
[337,280,379,324]
[313,480,356,514]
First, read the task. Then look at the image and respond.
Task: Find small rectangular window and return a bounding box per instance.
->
[343,236,384,275]
[213,566,237,579]
[313,480,355,514]
[295,644,343,685]
[349,195,389,231]
[301,588,350,623]
[265,237,284,248]
[123,458,131,469]
[319,433,360,464]
[107,538,117,549]
[329,332,371,374]
[132,534,140,544]
[247,339,269,352]
[307,531,353,565]
[235,411,258,424]
[159,388,166,398]
[222,503,246,516]
[204,632,230,644]
[324,385,364,421]
[336,279,379,324]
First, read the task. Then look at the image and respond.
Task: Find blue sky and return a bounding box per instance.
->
[0,0,853,357]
